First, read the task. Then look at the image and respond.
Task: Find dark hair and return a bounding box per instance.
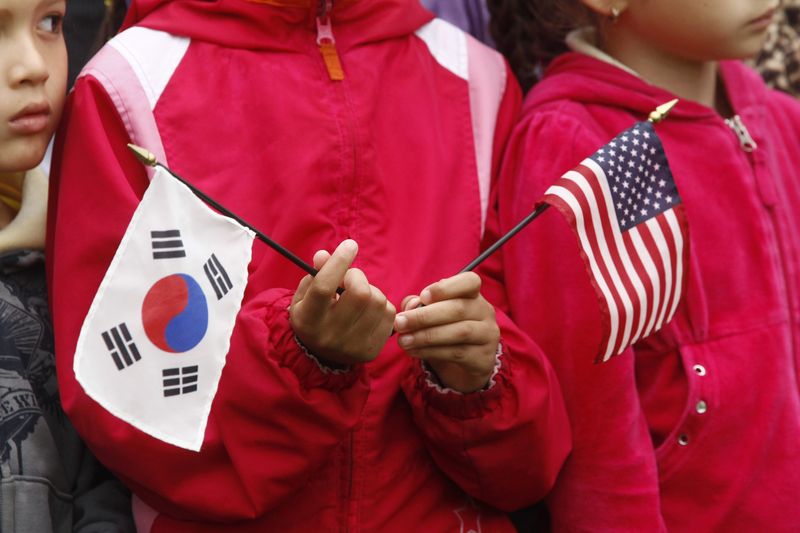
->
[90,0,128,56]
[487,0,596,92]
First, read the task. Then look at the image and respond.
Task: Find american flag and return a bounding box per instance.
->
[542,121,688,362]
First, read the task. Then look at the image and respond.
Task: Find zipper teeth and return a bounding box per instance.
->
[317,0,332,18]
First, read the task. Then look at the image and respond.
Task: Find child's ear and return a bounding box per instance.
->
[579,0,629,18]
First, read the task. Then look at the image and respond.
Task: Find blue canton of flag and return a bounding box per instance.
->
[594,122,682,230]
[543,121,689,362]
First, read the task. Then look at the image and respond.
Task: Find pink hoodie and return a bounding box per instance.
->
[500,51,800,532]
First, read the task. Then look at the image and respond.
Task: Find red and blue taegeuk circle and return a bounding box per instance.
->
[142,274,209,353]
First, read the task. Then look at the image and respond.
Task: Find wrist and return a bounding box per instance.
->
[425,360,493,393]
[293,335,353,373]
[424,341,504,394]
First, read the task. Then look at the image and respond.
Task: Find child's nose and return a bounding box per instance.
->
[9,36,49,87]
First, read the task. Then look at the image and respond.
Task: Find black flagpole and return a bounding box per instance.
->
[127,144,344,294]
[459,203,549,273]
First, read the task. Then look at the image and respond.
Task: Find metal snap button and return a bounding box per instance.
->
[678,434,690,446]
[692,364,706,376]
[695,400,708,414]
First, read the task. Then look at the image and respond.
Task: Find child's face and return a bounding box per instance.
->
[621,0,778,61]
[0,0,66,173]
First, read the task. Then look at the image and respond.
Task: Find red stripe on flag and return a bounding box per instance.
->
[667,204,690,321]
[543,193,615,358]
[655,213,680,329]
[646,217,673,332]
[621,229,656,345]
[572,164,644,355]
[557,176,631,359]
[636,222,669,338]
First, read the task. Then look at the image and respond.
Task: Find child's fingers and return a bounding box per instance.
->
[331,268,378,328]
[328,277,396,363]
[291,249,332,307]
[302,239,358,316]
[397,320,494,350]
[366,299,398,349]
[419,272,481,305]
[291,274,314,306]
[395,297,490,333]
[400,295,420,312]
[313,249,332,270]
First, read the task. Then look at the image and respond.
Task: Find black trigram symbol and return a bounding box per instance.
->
[203,253,233,300]
[101,323,141,370]
[162,365,199,397]
[151,230,186,260]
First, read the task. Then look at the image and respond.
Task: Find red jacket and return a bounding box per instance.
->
[499,52,800,532]
[47,0,570,531]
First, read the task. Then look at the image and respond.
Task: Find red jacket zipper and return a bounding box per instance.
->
[726,114,797,356]
[316,0,344,80]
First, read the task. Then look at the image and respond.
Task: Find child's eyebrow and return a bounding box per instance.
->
[0,0,64,19]
[40,0,67,9]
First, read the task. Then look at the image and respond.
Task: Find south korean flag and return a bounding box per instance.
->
[74,166,255,451]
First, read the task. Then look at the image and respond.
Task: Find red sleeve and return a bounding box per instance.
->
[498,106,667,531]
[402,71,572,512]
[47,76,371,521]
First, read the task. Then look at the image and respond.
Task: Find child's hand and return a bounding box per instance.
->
[394,272,500,393]
[0,168,47,252]
[290,239,396,366]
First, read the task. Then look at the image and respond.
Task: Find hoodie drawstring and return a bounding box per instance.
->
[316,0,344,80]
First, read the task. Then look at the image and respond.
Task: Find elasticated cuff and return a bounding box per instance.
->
[266,293,365,392]
[407,343,509,419]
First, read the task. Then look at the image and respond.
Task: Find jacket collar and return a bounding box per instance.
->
[529,47,767,122]
[122,0,433,51]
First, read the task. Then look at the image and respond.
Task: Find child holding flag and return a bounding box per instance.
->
[47,0,571,531]
[488,0,800,531]
[0,0,134,530]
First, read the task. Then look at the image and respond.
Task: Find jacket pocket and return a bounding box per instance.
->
[652,325,800,531]
[647,341,717,483]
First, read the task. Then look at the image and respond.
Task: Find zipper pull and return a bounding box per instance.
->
[726,114,774,204]
[724,115,757,152]
[316,0,344,81]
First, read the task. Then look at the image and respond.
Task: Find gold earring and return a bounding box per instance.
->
[611,6,621,22]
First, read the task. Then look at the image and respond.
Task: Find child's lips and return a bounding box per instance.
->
[748,8,776,29]
[8,102,51,135]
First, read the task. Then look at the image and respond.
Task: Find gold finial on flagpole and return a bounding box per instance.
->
[127,144,158,167]
[648,99,679,123]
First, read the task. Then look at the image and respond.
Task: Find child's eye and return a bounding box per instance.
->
[37,14,63,34]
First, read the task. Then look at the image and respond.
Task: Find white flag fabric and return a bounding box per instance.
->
[74,166,255,451]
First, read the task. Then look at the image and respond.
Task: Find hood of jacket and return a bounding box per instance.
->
[122,0,434,51]
[527,51,768,123]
